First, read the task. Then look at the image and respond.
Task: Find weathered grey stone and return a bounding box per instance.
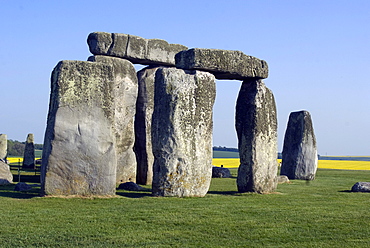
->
[236,79,277,193]
[277,175,290,184]
[14,182,32,191]
[351,182,370,192]
[22,133,35,168]
[134,66,162,185]
[89,55,138,184]
[212,166,231,178]
[152,68,216,197]
[175,48,268,80]
[41,60,118,196]
[280,110,318,180]
[87,32,188,66]
[0,134,7,161]
[117,182,144,191]
[0,160,12,185]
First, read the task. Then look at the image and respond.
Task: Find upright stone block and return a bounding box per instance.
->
[280,110,318,180]
[89,55,138,184]
[236,79,277,193]
[0,160,13,185]
[41,60,118,196]
[175,48,268,80]
[134,66,162,185]
[0,134,7,161]
[23,133,35,168]
[152,68,216,197]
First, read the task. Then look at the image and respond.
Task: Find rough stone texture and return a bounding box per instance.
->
[134,66,162,185]
[89,55,138,184]
[351,182,370,192]
[175,48,268,80]
[14,182,32,191]
[235,79,278,193]
[152,68,216,197]
[87,32,188,66]
[277,175,290,184]
[41,60,119,196]
[117,182,144,191]
[0,134,7,161]
[0,160,13,185]
[280,110,318,180]
[22,133,35,168]
[212,166,231,178]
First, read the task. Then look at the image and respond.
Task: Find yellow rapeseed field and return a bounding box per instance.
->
[213,158,370,170]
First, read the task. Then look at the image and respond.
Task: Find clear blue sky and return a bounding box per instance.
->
[1,0,369,155]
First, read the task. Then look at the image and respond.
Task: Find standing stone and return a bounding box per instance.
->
[0,134,7,161]
[236,79,278,193]
[134,66,162,185]
[152,68,216,197]
[22,133,35,168]
[89,55,138,184]
[0,160,13,185]
[280,110,318,180]
[41,60,119,196]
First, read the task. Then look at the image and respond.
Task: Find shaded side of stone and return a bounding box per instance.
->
[351,182,370,192]
[175,48,268,80]
[0,160,13,185]
[0,134,7,161]
[134,66,162,185]
[235,79,277,193]
[152,68,216,197]
[14,182,32,191]
[87,32,188,66]
[280,110,317,180]
[22,133,35,168]
[212,167,231,178]
[41,60,117,196]
[90,55,138,184]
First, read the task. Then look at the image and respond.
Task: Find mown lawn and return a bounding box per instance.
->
[0,169,370,247]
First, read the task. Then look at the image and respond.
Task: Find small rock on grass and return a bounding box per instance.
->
[351,182,370,192]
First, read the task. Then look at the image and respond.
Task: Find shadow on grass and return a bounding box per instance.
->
[207,190,239,195]
[0,184,41,199]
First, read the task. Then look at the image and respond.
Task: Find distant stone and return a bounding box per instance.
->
[280,110,318,180]
[0,134,7,160]
[87,32,188,66]
[0,160,12,185]
[351,182,370,192]
[212,166,231,178]
[236,79,278,193]
[23,133,35,169]
[134,66,162,185]
[277,175,290,184]
[152,68,216,197]
[41,60,119,196]
[117,182,143,191]
[14,182,32,191]
[89,55,138,184]
[175,48,268,80]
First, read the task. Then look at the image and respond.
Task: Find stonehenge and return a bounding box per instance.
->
[41,31,279,196]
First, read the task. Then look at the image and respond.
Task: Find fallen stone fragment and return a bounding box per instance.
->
[23,133,35,169]
[175,48,268,80]
[152,68,216,197]
[0,160,13,185]
[14,182,32,191]
[87,32,188,66]
[212,166,231,178]
[117,182,144,191]
[351,182,370,192]
[236,79,277,193]
[280,110,318,180]
[277,175,290,184]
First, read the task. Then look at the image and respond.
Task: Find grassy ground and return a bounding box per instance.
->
[1,169,370,247]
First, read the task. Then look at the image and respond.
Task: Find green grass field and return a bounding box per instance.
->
[1,168,370,247]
